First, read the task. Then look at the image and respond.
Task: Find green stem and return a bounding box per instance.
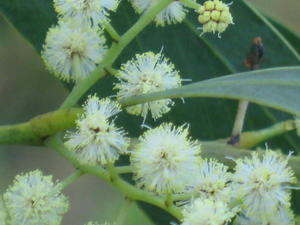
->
[59,0,173,109]
[106,67,119,76]
[115,165,134,174]
[0,108,82,145]
[231,100,249,137]
[105,23,121,42]
[45,135,110,182]
[173,191,198,201]
[228,100,249,145]
[165,193,174,208]
[45,135,182,220]
[59,69,107,109]
[0,104,294,149]
[111,178,182,220]
[180,0,201,10]
[238,120,295,148]
[60,170,85,189]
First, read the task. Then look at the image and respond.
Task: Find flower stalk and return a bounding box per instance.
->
[60,0,173,109]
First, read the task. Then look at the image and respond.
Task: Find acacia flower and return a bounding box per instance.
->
[3,170,69,225]
[197,0,233,36]
[42,21,107,82]
[65,96,129,166]
[236,206,295,225]
[188,158,232,202]
[53,0,119,26]
[114,52,181,121]
[181,198,236,225]
[232,150,296,217]
[130,123,201,194]
[129,0,190,26]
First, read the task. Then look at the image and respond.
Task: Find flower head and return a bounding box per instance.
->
[197,0,233,36]
[131,123,201,194]
[42,21,107,82]
[189,158,232,202]
[114,52,181,121]
[65,96,129,166]
[54,0,119,26]
[236,206,295,225]
[3,170,69,225]
[130,0,191,26]
[181,198,236,225]
[232,150,296,217]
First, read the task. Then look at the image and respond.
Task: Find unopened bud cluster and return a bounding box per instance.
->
[198,0,233,35]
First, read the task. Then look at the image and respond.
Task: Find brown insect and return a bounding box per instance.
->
[244,37,264,70]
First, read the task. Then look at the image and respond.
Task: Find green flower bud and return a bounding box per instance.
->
[197,0,234,37]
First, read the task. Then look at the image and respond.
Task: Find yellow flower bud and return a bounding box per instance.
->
[198,11,211,23]
[198,5,206,14]
[198,0,233,36]
[215,1,228,11]
[203,21,217,33]
[220,11,233,24]
[216,22,228,33]
[211,10,221,21]
[204,1,215,10]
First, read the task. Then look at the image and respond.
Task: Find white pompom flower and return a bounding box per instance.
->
[114,52,181,122]
[232,150,296,217]
[3,170,69,225]
[129,0,191,26]
[181,198,236,225]
[53,0,119,26]
[130,123,201,194]
[42,21,107,82]
[65,96,129,166]
[188,158,232,202]
[236,206,295,225]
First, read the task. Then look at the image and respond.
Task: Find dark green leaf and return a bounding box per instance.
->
[268,16,300,53]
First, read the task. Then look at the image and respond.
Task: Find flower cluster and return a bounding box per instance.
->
[42,0,112,82]
[179,158,238,225]
[181,198,235,225]
[42,0,235,81]
[188,158,232,202]
[130,123,201,193]
[126,114,297,225]
[42,21,107,81]
[233,150,296,224]
[197,0,233,36]
[114,52,182,122]
[3,170,69,225]
[65,95,129,165]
